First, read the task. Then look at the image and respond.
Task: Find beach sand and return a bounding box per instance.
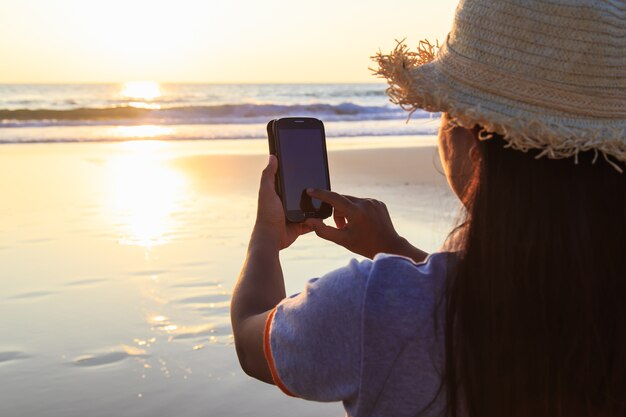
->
[0,137,458,417]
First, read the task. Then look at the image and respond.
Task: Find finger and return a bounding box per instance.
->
[334,213,346,229]
[304,218,346,245]
[342,195,366,204]
[305,218,324,229]
[290,223,313,235]
[298,222,313,234]
[260,155,278,192]
[306,189,354,212]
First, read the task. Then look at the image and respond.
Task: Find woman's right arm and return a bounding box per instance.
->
[304,189,428,263]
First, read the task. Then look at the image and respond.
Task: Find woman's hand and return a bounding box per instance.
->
[304,189,427,262]
[254,155,311,250]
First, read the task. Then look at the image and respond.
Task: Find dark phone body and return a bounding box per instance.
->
[267,117,332,223]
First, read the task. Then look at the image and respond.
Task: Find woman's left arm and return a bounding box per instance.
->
[230,156,311,383]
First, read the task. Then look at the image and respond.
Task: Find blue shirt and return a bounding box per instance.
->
[264,252,453,417]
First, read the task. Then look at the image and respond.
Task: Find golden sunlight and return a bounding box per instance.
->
[110,125,173,140]
[105,141,187,248]
[121,81,161,101]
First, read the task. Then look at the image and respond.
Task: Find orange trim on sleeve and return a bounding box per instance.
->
[263,307,298,398]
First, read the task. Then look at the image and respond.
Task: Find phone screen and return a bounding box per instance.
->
[277,128,328,212]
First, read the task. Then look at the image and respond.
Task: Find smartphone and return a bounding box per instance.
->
[267,117,332,223]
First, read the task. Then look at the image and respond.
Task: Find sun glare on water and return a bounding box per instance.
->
[110,125,174,140]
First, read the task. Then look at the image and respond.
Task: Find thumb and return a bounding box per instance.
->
[305,218,345,245]
[261,155,278,191]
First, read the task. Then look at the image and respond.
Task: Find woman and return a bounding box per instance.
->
[231,0,626,416]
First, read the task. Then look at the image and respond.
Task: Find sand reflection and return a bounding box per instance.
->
[105,141,188,248]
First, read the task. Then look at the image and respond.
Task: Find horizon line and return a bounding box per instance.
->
[0,81,386,86]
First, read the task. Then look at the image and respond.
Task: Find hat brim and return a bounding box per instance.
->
[373,40,626,169]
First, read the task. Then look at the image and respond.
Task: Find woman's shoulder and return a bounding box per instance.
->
[295,251,454,332]
[368,251,454,293]
[361,251,453,322]
[274,251,453,341]
[302,251,454,303]
[371,251,455,274]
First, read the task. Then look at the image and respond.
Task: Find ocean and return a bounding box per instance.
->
[0,83,440,144]
[0,82,456,417]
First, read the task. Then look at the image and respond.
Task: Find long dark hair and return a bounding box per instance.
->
[443,133,626,417]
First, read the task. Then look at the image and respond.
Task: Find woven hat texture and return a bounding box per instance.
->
[373,0,626,170]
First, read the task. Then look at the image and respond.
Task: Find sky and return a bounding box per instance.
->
[0,0,458,83]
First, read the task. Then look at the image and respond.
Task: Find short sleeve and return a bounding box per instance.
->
[264,258,372,402]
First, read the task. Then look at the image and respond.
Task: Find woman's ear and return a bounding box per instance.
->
[469,143,480,163]
[438,114,481,207]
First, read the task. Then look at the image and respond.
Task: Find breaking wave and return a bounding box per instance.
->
[0,102,427,128]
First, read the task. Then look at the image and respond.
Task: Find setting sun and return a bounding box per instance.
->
[121,81,161,101]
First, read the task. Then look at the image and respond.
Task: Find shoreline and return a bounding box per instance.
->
[0,133,438,151]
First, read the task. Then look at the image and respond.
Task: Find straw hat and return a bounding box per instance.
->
[373,0,626,171]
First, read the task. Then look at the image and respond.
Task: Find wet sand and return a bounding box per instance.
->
[0,137,458,417]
